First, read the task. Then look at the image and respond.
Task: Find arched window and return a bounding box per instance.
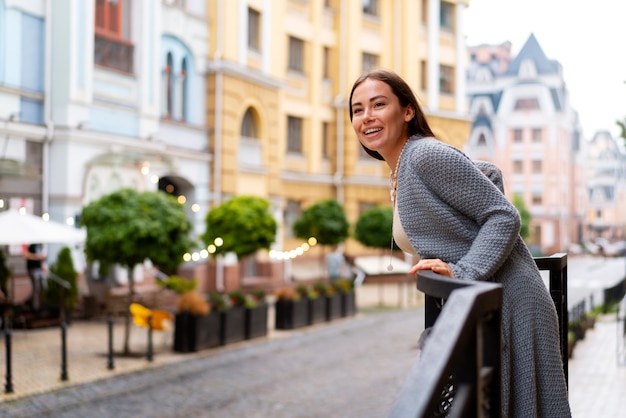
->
[241,108,258,138]
[180,58,188,121]
[239,108,261,167]
[162,53,174,119]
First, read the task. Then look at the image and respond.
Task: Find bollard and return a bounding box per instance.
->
[60,322,69,381]
[107,316,114,370]
[4,323,13,394]
[147,314,153,362]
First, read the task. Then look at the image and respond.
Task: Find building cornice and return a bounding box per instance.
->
[206,60,284,90]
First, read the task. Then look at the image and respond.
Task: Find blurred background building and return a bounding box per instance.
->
[0,0,624,283]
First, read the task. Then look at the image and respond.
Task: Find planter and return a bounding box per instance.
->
[326,293,342,321]
[341,291,356,317]
[220,306,246,345]
[245,303,268,339]
[308,297,326,325]
[275,298,308,330]
[174,311,220,353]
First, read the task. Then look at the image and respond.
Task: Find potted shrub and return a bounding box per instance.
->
[245,290,268,339]
[212,290,246,345]
[173,290,220,353]
[46,247,79,323]
[297,284,325,325]
[314,281,342,321]
[334,278,357,317]
[274,287,308,330]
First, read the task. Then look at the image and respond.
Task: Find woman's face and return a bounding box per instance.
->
[351,78,414,158]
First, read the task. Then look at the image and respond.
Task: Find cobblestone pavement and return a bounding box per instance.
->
[2,308,425,418]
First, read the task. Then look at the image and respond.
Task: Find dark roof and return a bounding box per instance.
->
[472,113,492,130]
[505,33,561,76]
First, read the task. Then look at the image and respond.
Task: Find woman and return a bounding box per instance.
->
[349,69,571,417]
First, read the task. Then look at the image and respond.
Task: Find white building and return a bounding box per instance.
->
[0,0,210,273]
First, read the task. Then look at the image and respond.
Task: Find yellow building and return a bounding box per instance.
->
[206,0,471,260]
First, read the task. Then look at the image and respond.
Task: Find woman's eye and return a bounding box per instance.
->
[353,108,362,114]
[375,102,385,107]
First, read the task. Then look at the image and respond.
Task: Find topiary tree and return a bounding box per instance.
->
[80,188,194,355]
[512,193,531,240]
[354,206,394,250]
[201,195,277,259]
[293,199,349,247]
[46,246,79,321]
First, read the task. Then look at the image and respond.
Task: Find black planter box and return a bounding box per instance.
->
[275,298,308,330]
[174,311,220,353]
[326,293,342,321]
[245,303,268,339]
[341,291,356,317]
[220,306,246,345]
[308,297,326,325]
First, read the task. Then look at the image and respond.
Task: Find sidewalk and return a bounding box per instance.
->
[0,282,422,403]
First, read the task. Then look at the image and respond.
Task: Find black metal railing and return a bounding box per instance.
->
[389,270,503,418]
[390,254,569,417]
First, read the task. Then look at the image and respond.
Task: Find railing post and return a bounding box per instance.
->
[107,316,115,370]
[147,314,153,362]
[60,322,69,381]
[4,320,13,394]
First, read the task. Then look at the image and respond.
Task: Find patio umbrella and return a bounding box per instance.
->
[0,210,86,245]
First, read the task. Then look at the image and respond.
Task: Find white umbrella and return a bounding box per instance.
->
[0,210,86,245]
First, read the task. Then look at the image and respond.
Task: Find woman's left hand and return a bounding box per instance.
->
[409,259,455,278]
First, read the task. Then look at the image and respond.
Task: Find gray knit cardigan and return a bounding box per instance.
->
[396,137,571,417]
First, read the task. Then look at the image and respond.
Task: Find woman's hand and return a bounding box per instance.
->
[409,258,455,278]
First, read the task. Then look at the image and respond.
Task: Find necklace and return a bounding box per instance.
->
[387,140,408,271]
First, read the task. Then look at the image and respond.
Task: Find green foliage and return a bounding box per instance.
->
[208,291,229,311]
[202,195,277,259]
[46,247,79,310]
[512,193,531,240]
[80,188,194,273]
[228,289,247,307]
[313,281,335,296]
[293,199,349,246]
[157,275,197,294]
[295,284,318,300]
[354,205,393,249]
[334,278,354,294]
[0,249,11,297]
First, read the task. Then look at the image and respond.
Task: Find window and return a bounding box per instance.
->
[248,8,260,51]
[532,159,542,174]
[439,65,454,94]
[532,128,542,142]
[531,194,542,206]
[322,122,329,158]
[242,108,258,138]
[323,47,330,79]
[161,50,189,122]
[513,160,523,174]
[477,134,487,146]
[421,0,428,24]
[287,116,303,153]
[285,200,302,239]
[94,0,134,73]
[288,37,304,72]
[440,2,454,31]
[420,60,427,90]
[163,0,185,7]
[513,129,523,142]
[362,53,379,73]
[514,98,540,110]
[362,0,379,16]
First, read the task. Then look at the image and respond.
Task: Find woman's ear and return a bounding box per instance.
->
[404,105,415,122]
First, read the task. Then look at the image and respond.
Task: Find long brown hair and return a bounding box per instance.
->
[349,69,434,160]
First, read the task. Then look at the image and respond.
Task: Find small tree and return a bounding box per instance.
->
[202,195,277,259]
[354,206,393,250]
[293,199,349,247]
[512,193,531,240]
[80,188,194,355]
[46,246,79,321]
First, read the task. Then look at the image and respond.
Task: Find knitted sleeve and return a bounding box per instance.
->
[412,140,520,281]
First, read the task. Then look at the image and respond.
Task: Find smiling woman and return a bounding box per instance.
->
[349,69,572,417]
